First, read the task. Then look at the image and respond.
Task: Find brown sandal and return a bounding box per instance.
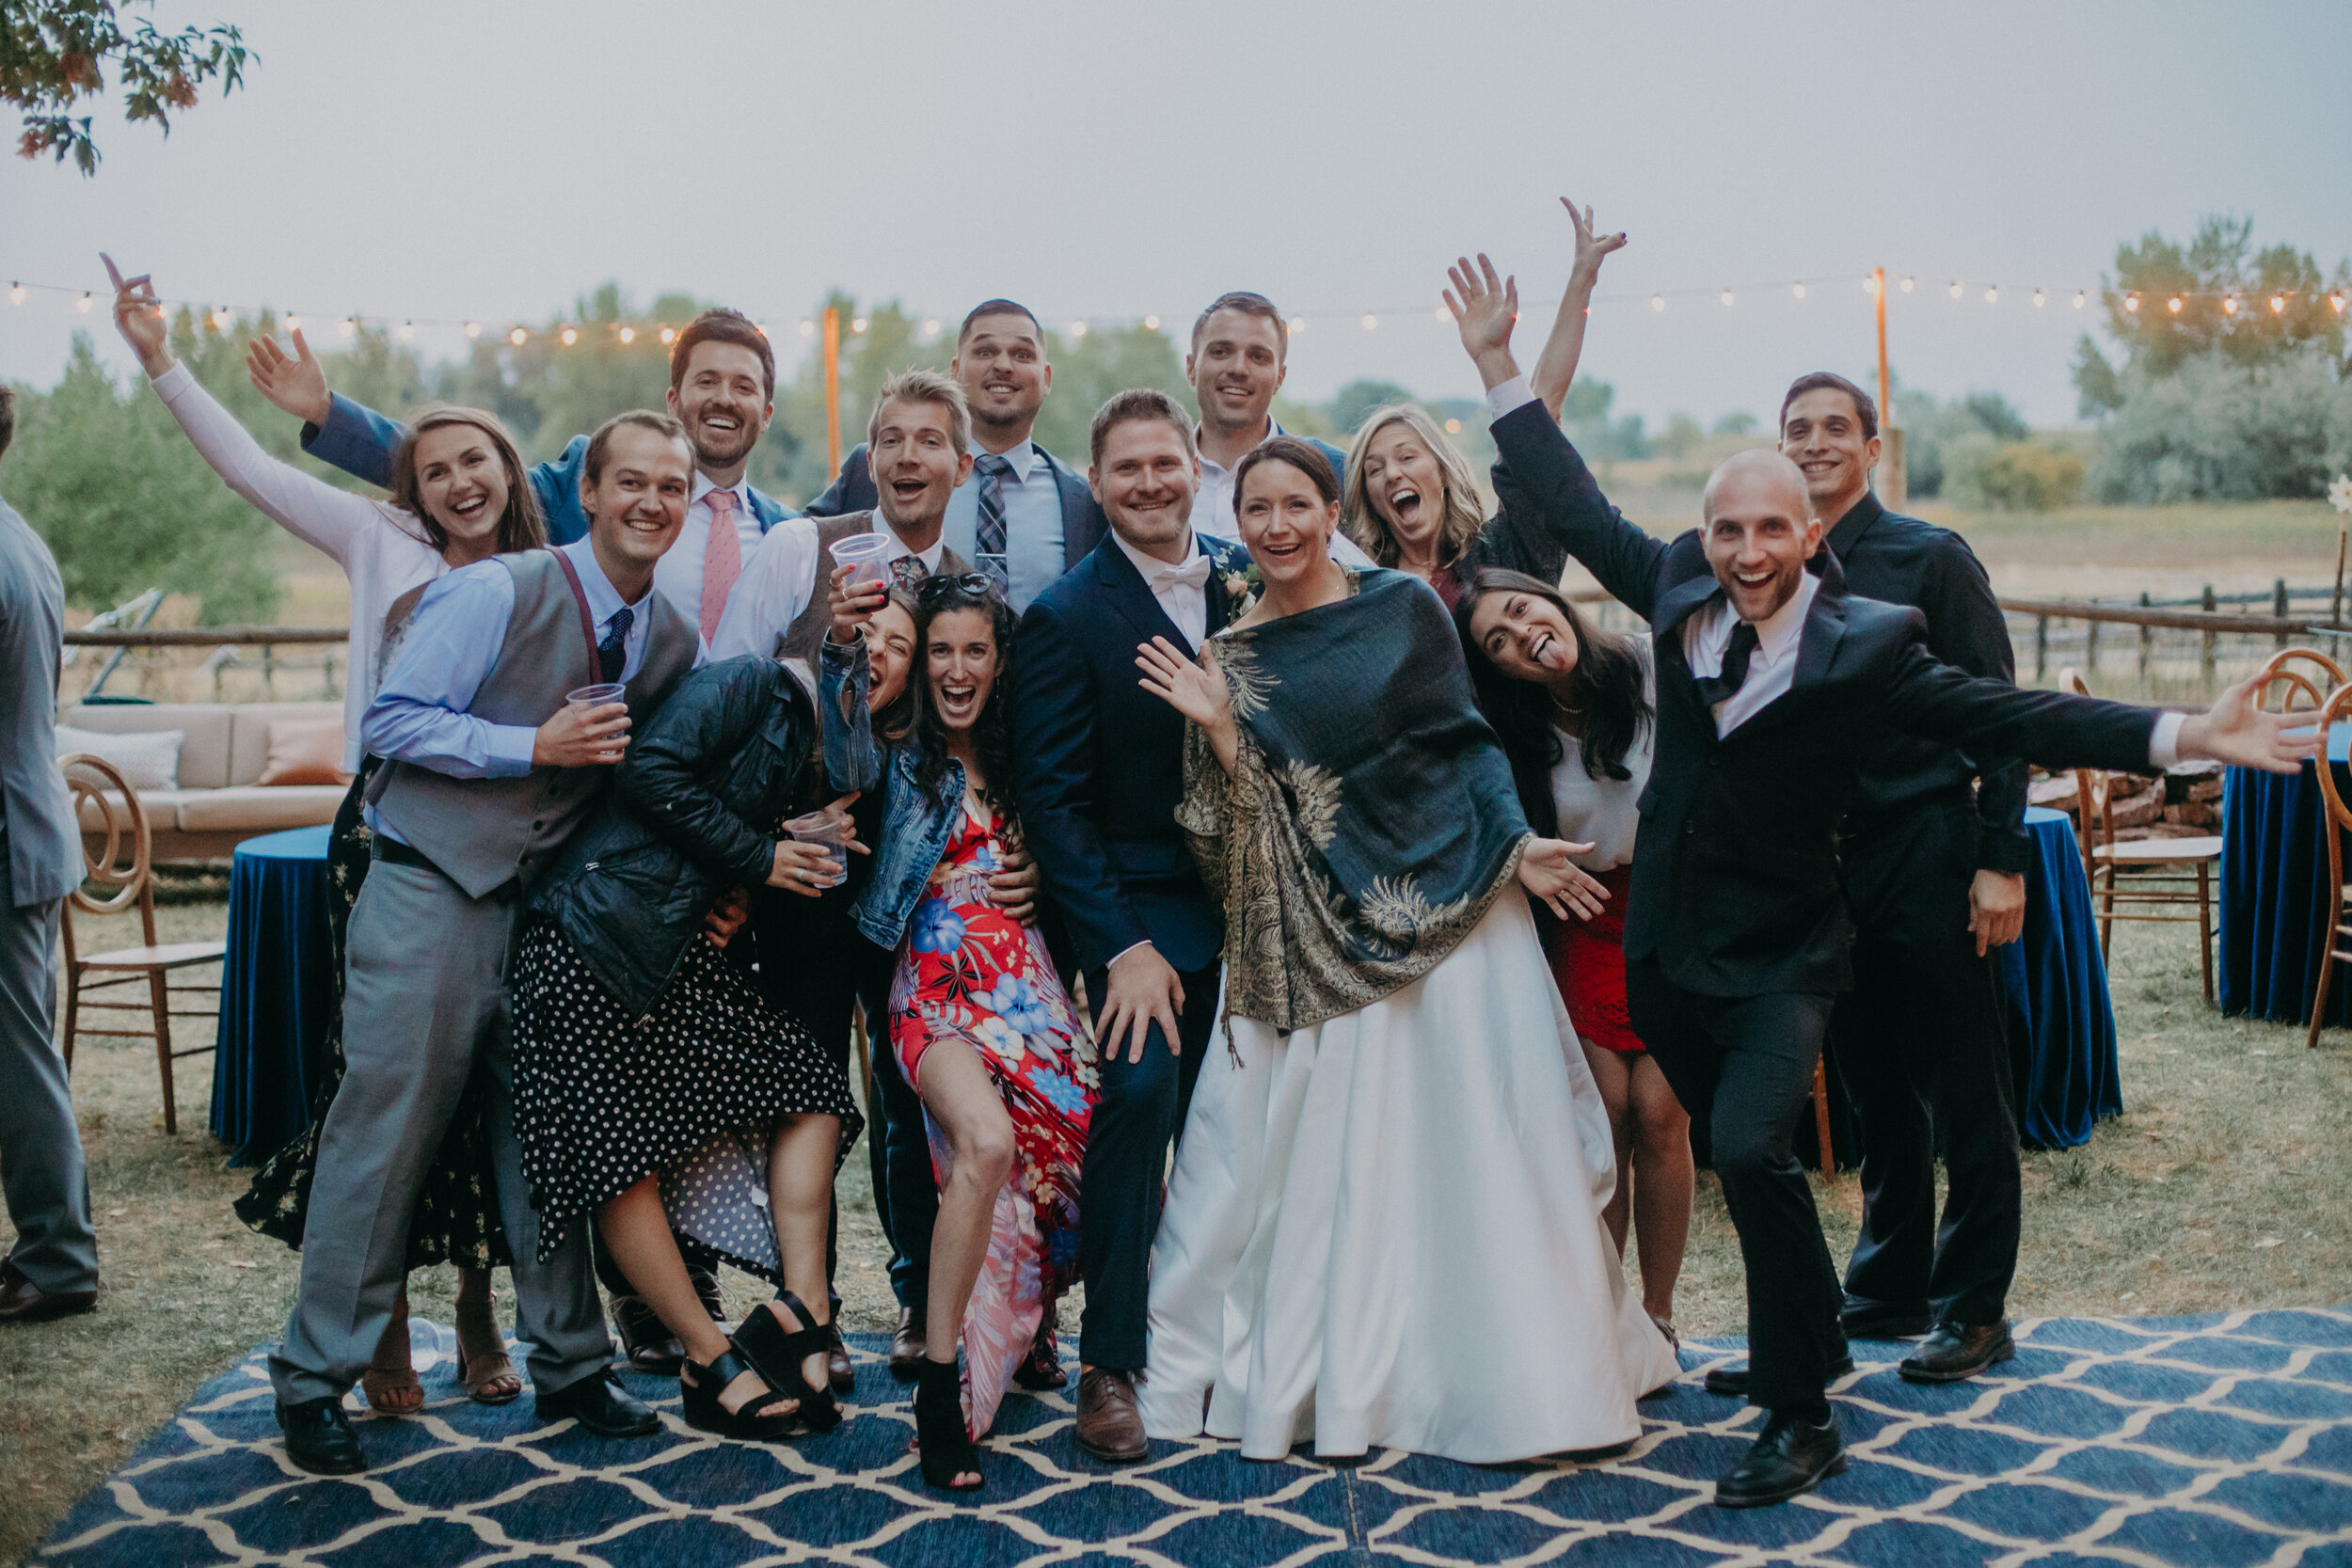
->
[454,1297,522,1405]
[364,1297,424,1416]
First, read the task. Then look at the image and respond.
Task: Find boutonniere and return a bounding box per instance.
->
[1216,553,1263,615]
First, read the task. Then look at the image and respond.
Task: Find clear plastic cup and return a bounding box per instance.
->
[831,531,895,590]
[782,807,850,885]
[565,682,627,710]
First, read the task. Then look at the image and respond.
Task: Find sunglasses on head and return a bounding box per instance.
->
[915,572,999,604]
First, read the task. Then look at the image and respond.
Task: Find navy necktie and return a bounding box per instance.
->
[973,451,1012,592]
[1694,620,1759,708]
[598,605,633,684]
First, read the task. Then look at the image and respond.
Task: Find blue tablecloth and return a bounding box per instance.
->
[2219,725,2349,1027]
[209,825,335,1164]
[1991,806,2122,1149]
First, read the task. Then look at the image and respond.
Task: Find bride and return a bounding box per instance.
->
[1132,429,1677,1464]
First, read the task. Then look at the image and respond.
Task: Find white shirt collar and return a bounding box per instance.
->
[1111,526,1202,584]
[870,513,947,572]
[1195,414,1279,477]
[690,471,753,513]
[969,438,1041,481]
[557,537,652,626]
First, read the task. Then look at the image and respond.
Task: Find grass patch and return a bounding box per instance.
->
[3,900,2347,1561]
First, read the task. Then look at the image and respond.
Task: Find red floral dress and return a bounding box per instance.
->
[889,803,1095,1436]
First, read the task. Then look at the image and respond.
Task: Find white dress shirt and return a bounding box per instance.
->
[651,473,767,629]
[1112,527,1210,649]
[874,512,948,577]
[940,437,1064,611]
[1681,570,1819,737]
[709,516,820,663]
[1192,415,1375,568]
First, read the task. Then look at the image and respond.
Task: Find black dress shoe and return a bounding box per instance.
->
[1839,1294,1932,1339]
[1703,1353,1852,1400]
[825,1322,856,1395]
[889,1307,927,1384]
[0,1262,97,1324]
[276,1396,366,1475]
[1899,1320,2014,1384]
[536,1368,660,1437]
[612,1294,687,1376]
[1715,1410,1846,1508]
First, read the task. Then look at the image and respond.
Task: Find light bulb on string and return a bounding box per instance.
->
[1431,305,1450,322]
[2073,291,2088,309]
[1861,276,1877,294]
[2332,293,2346,315]
[617,325,634,344]
[1291,316,1309,334]
[285,314,300,330]
[1984,286,1998,305]
[1947,281,1963,301]
[509,326,528,345]
[1900,277,1915,293]
[1143,314,1161,331]
[2270,295,2287,315]
[659,325,676,344]
[1066,319,1086,337]
[850,317,868,334]
[77,292,93,313]
[398,321,414,341]
[2032,289,2046,308]
[210,308,230,330]
[560,325,579,346]
[1791,282,1806,299]
[1360,313,1378,329]
[340,317,357,338]
[8,283,24,306]
[2168,296,2183,314]
[1721,290,1735,308]
[798,319,814,337]
[922,318,940,337]
[465,322,482,339]
[2222,294,2239,316]
[1650,294,1665,312]
[2124,293,2140,312]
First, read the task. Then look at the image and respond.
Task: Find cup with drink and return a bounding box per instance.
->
[832,531,895,592]
[564,683,628,764]
[781,806,851,887]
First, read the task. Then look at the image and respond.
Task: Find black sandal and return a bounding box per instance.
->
[1011,1320,1067,1390]
[733,1291,842,1433]
[914,1355,984,1491]
[680,1348,800,1440]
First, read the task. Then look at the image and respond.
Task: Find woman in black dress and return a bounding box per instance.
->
[513,650,866,1438]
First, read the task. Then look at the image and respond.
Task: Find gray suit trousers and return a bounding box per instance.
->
[269,860,609,1402]
[1,895,98,1292]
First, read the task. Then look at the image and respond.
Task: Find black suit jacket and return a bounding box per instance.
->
[805,439,1107,578]
[1011,531,1254,976]
[1827,494,2029,876]
[1493,399,2164,999]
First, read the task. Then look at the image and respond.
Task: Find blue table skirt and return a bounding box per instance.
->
[2219,727,2350,1028]
[1991,806,2122,1149]
[209,825,335,1164]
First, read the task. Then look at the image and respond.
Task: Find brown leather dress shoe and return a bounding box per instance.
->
[889,1307,927,1383]
[0,1262,96,1324]
[1073,1369,1150,1464]
[826,1322,856,1395]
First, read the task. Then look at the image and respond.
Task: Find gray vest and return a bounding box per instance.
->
[778,512,972,668]
[369,549,698,898]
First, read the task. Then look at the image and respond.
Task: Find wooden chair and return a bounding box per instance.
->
[2306,681,2352,1049]
[58,753,227,1133]
[2059,670,2223,1002]
[2254,666,2331,715]
[2255,645,2347,704]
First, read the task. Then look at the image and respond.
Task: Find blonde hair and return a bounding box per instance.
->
[1341,404,1487,570]
[867,369,971,456]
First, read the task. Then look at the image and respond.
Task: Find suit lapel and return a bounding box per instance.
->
[1091,536,1194,656]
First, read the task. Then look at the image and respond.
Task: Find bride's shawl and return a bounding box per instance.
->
[1177,569,1533,1033]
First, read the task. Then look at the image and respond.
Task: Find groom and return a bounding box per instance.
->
[1013,388,1254,1464]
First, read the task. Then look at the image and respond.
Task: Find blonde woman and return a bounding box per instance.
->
[1341,198,1626,609]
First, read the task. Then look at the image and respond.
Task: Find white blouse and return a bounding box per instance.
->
[1548,652,1655,873]
[150,363,448,772]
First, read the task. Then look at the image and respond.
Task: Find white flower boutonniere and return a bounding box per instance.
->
[1216,555,1263,616]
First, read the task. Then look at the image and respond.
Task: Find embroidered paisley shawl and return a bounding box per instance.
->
[1176,569,1533,1032]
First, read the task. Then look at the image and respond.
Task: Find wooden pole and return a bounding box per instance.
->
[823,306,842,478]
[2333,526,2346,626]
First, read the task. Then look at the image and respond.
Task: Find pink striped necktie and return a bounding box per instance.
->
[701,486,742,641]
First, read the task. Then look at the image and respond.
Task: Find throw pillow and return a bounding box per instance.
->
[54,723,184,791]
[255,718,354,786]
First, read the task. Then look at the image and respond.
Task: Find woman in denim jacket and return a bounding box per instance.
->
[822,569,1096,1493]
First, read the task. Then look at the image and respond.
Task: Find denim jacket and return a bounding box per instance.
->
[819,635,967,950]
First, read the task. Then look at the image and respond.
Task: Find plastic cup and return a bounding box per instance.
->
[831,531,895,591]
[565,682,627,710]
[782,807,850,885]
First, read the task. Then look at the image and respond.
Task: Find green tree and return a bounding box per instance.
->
[1710,411,1758,436]
[5,0,251,175]
[1031,325,1189,467]
[1659,413,1704,461]
[2,333,279,619]
[1329,379,1418,439]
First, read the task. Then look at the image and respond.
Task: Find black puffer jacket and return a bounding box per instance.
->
[532,656,818,1017]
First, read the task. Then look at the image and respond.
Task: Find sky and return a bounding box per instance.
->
[5,0,2349,433]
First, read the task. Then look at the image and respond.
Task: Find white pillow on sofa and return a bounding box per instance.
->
[55,723,185,791]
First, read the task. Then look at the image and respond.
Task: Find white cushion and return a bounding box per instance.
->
[56,724,184,791]
[61,704,234,788]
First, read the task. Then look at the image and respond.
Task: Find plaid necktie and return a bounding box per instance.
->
[598,605,633,684]
[973,451,1012,592]
[890,554,930,594]
[1693,619,1759,708]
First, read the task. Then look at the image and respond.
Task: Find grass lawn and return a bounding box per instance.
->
[3,889,2346,1563]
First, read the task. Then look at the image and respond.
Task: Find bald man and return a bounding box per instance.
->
[1476,366,2314,1506]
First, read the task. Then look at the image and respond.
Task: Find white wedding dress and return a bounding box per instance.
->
[1138,894,1678,1464]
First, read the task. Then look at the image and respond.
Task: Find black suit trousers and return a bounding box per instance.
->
[1077,958,1219,1371]
[1830,798,2022,1328]
[1628,961,1844,1411]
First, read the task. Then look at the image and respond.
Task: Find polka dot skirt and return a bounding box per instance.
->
[512,919,862,1271]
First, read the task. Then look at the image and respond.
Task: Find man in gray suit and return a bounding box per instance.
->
[0,386,101,1325]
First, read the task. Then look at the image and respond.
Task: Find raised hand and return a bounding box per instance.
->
[1515,836,1608,922]
[104,253,173,377]
[1560,197,1628,283]
[2175,678,2327,773]
[1136,636,1231,729]
[246,327,332,426]
[1443,253,1520,389]
[826,561,888,646]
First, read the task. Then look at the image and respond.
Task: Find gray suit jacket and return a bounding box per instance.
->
[0,499,79,909]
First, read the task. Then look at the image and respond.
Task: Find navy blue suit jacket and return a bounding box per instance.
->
[806,439,1106,575]
[301,393,798,546]
[1011,531,1254,976]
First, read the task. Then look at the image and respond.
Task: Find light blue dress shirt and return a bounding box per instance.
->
[938,438,1064,611]
[360,540,669,842]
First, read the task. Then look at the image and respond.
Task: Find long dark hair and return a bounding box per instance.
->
[1454,567,1651,784]
[870,587,922,746]
[910,575,1020,811]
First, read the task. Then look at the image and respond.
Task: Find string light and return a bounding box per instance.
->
[2125,293,2141,312]
[1650,293,1665,312]
[2270,295,2287,315]
[8,283,24,306]
[659,325,676,344]
[211,308,230,329]
[1948,281,1964,300]
[1360,313,1378,329]
[921,318,940,337]
[2168,296,2184,314]
[850,317,868,333]
[1721,290,1735,308]
[2073,291,2087,309]
[1292,315,1310,334]
[77,292,92,312]
[399,321,415,341]
[1900,277,1915,293]
[2333,293,2347,315]
[1069,319,1088,337]
[1861,276,1878,294]
[2222,294,2239,316]
[617,325,634,344]
[1143,314,1161,331]
[339,317,357,337]
[509,326,528,345]
[1431,305,1450,322]
[465,322,482,339]
[285,313,300,330]
[559,325,578,346]
[1791,282,1806,299]
[1984,286,1999,305]
[798,319,814,337]
[2032,289,2046,308]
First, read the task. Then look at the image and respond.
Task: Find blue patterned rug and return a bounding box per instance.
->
[37,1309,2352,1566]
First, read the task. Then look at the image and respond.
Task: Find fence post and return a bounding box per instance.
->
[2086,613,2100,673]
[2201,585,2217,686]
[2138,591,2153,682]
[2275,578,2291,648]
[2035,615,2049,682]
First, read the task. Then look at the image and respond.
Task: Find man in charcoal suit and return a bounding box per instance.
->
[0,387,102,1326]
[1479,350,2312,1507]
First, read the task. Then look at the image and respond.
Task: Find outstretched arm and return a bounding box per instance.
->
[242,328,411,491]
[1528,198,1627,420]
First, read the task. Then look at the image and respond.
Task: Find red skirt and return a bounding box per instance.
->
[1545,863,1643,1053]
